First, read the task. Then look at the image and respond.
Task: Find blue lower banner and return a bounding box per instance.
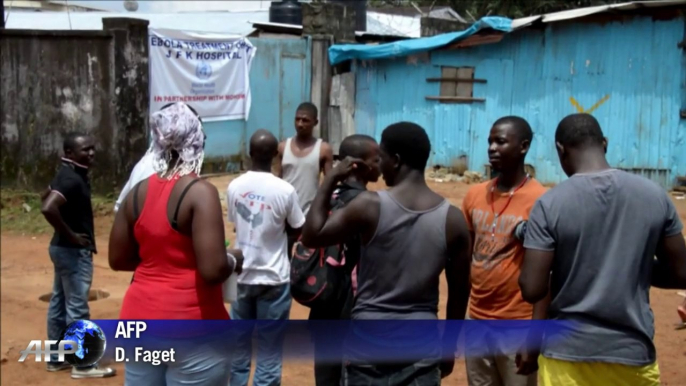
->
[86,320,574,365]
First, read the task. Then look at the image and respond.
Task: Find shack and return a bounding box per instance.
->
[328,1,686,188]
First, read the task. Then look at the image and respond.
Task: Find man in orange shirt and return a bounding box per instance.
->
[462,116,548,386]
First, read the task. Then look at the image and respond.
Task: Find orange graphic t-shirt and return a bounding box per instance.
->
[462,178,547,320]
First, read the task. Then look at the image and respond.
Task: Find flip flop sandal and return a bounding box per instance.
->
[675,322,686,331]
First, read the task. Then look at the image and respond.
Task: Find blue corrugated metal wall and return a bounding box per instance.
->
[203,37,311,171]
[354,16,686,188]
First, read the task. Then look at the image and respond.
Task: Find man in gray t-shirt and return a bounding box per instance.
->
[519,113,686,385]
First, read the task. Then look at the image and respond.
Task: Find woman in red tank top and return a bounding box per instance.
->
[108,102,244,384]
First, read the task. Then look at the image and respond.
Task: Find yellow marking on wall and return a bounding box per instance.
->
[569,95,610,114]
[585,95,610,114]
[569,97,585,113]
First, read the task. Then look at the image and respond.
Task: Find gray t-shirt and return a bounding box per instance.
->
[524,169,683,366]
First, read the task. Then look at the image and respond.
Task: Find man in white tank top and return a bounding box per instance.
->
[276,102,334,257]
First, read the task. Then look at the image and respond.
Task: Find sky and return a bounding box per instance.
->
[67,1,273,12]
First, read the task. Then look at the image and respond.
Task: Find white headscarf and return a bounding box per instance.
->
[149,102,205,179]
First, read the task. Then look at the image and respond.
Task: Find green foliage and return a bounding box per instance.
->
[0,189,115,235]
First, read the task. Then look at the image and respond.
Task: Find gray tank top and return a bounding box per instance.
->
[353,190,451,320]
[281,138,322,215]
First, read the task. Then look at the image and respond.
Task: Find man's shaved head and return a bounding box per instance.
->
[250,129,278,164]
[339,134,376,160]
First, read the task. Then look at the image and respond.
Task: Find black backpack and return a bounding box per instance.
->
[290,186,363,309]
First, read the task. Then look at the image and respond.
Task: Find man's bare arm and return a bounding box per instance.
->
[41,191,85,246]
[445,205,472,321]
[440,205,471,378]
[320,141,334,176]
[519,249,555,303]
[652,234,686,289]
[301,171,378,248]
[275,141,286,178]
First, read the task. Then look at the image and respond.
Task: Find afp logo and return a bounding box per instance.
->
[19,320,107,367]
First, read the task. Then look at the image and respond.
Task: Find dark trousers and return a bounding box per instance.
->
[310,305,345,386]
[309,287,354,386]
[343,361,441,386]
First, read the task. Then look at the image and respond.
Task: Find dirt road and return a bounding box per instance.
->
[1,177,685,385]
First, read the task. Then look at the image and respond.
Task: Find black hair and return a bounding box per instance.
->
[339,134,377,159]
[63,132,88,154]
[555,113,605,148]
[493,116,533,143]
[296,102,318,119]
[380,122,431,171]
[249,129,278,163]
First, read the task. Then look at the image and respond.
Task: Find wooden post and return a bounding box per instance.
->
[310,36,333,140]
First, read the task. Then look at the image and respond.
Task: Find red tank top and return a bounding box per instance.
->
[119,174,229,320]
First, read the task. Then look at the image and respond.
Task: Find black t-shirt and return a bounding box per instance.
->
[49,160,96,253]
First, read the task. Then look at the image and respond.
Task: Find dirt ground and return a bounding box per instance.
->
[2,176,685,385]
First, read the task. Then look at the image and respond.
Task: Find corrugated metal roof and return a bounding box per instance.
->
[2,10,268,35]
[2,8,424,37]
[511,0,686,30]
[250,10,424,38]
[329,17,512,65]
[47,0,112,12]
[250,12,414,39]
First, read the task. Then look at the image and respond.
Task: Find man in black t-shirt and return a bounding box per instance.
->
[308,134,381,386]
[40,132,116,379]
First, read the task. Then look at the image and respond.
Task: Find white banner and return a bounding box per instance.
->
[149,28,256,121]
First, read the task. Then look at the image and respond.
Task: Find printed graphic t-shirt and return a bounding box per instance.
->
[462,178,547,320]
[227,171,306,285]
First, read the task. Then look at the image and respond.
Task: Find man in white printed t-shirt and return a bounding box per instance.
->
[227,129,305,386]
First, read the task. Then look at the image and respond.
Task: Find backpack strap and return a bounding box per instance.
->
[171,178,202,230]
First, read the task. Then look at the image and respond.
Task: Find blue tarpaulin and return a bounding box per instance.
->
[328,17,512,65]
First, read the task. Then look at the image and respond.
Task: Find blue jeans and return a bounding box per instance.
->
[125,342,231,386]
[47,246,93,367]
[229,283,292,386]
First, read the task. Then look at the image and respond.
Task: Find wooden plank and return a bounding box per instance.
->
[426,96,485,103]
[456,67,474,97]
[310,38,332,140]
[328,72,356,154]
[426,77,487,83]
[339,73,356,140]
[440,67,457,97]
[443,33,504,50]
[329,74,342,107]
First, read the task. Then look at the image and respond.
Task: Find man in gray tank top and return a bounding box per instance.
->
[277,102,333,258]
[302,122,472,386]
[519,113,686,385]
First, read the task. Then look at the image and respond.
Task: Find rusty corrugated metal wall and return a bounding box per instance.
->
[353,13,686,188]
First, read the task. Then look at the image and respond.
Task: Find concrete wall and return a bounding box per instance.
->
[353,11,686,188]
[0,18,149,193]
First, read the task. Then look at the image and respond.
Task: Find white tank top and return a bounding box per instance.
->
[281,138,322,215]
